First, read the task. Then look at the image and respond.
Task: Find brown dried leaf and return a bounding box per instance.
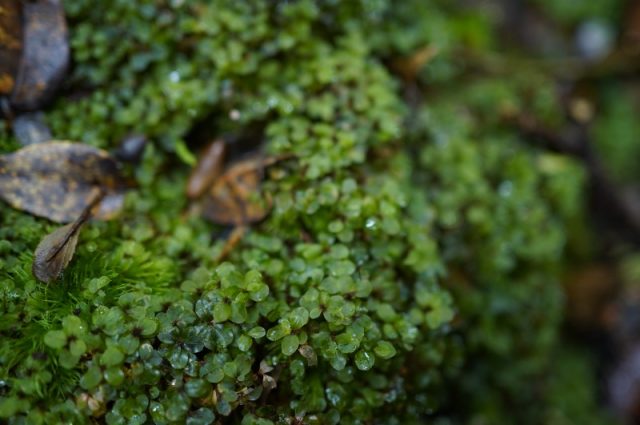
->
[390,45,438,81]
[32,222,80,283]
[186,138,225,199]
[32,187,103,283]
[0,0,23,95]
[202,155,284,226]
[0,141,126,223]
[10,0,69,111]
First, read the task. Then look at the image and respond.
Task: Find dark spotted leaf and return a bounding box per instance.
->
[32,188,103,283]
[10,0,69,111]
[0,0,23,96]
[0,141,126,223]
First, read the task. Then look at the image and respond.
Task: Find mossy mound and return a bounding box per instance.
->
[0,1,599,424]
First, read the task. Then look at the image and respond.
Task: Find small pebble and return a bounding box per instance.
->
[13,111,52,146]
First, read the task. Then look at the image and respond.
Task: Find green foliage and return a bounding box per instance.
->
[531,0,624,26]
[545,346,618,425]
[594,84,640,184]
[0,0,607,424]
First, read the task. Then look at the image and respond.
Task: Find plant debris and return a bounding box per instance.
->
[186,141,290,260]
[390,45,438,82]
[0,0,23,97]
[0,141,127,223]
[32,187,104,283]
[202,154,287,226]
[6,0,69,111]
[186,138,226,199]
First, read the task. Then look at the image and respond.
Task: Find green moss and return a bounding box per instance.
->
[0,1,609,424]
[593,84,640,184]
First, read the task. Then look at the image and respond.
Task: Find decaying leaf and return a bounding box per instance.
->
[0,0,23,96]
[9,0,69,111]
[202,155,286,226]
[187,138,226,199]
[32,188,104,283]
[0,141,126,223]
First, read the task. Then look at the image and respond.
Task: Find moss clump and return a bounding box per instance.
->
[0,1,600,424]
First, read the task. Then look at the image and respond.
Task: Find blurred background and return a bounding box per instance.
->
[457,1,640,424]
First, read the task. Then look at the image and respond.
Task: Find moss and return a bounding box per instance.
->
[0,1,608,424]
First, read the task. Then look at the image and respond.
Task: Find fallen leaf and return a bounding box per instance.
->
[0,0,22,96]
[32,223,80,283]
[202,155,286,226]
[187,138,226,199]
[32,188,104,283]
[9,0,69,111]
[390,45,438,82]
[0,141,126,223]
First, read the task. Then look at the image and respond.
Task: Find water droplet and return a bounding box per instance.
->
[229,109,241,121]
[498,181,513,197]
[575,20,614,60]
[169,71,181,82]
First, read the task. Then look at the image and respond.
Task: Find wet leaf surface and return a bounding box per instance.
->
[0,0,22,96]
[10,0,69,111]
[0,141,126,223]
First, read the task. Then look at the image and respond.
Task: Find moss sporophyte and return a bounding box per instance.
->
[0,1,600,424]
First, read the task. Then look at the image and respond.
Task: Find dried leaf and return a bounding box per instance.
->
[390,45,438,81]
[32,222,80,283]
[0,0,23,96]
[32,188,103,283]
[202,155,284,226]
[10,0,69,111]
[187,138,226,199]
[0,141,126,223]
